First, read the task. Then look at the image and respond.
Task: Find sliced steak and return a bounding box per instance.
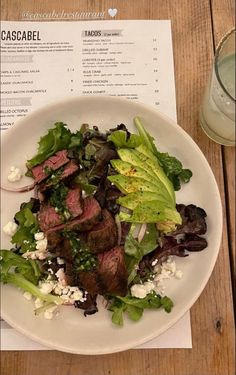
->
[78,270,100,295]
[66,197,102,231]
[97,246,128,296]
[86,209,117,253]
[65,186,83,218]
[38,204,62,232]
[47,230,63,251]
[45,197,102,242]
[78,246,128,297]
[31,150,69,183]
[39,160,79,192]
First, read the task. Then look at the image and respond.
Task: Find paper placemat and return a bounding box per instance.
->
[0,19,192,349]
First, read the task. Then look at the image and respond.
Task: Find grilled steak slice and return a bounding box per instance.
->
[45,197,102,242]
[66,197,102,231]
[65,186,83,218]
[39,160,79,192]
[31,150,69,183]
[38,186,83,232]
[38,204,62,232]
[97,246,128,296]
[78,270,100,295]
[78,246,128,296]
[47,230,63,251]
[86,209,117,253]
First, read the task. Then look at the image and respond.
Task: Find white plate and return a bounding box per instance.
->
[0,96,222,354]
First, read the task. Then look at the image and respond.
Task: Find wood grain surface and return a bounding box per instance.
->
[0,1,235,375]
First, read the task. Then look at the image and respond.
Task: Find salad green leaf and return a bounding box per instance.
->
[134,116,192,190]
[27,122,82,169]
[0,250,41,284]
[108,130,142,148]
[125,225,158,283]
[0,250,63,305]
[109,292,174,326]
[12,200,39,252]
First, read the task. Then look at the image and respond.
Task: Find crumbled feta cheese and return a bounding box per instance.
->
[130,284,147,299]
[7,166,22,182]
[23,292,32,301]
[57,257,65,265]
[36,238,47,252]
[175,270,183,279]
[72,291,83,301]
[36,251,48,260]
[44,311,53,319]
[35,298,44,309]
[54,286,62,295]
[40,281,54,295]
[131,257,183,299]
[151,259,158,267]
[62,287,69,295]
[34,232,45,241]
[3,221,18,236]
[22,251,37,260]
[55,268,66,284]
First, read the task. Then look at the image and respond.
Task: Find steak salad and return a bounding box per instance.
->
[1,118,208,325]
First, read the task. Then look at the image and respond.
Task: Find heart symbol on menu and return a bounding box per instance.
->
[108,8,118,18]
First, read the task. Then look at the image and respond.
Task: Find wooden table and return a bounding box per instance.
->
[1,1,235,374]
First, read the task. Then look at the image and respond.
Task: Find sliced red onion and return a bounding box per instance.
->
[115,215,122,246]
[137,223,147,243]
[1,182,35,193]
[132,224,142,238]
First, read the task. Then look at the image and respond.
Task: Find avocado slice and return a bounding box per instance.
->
[124,200,182,224]
[117,191,171,210]
[110,159,171,199]
[117,148,175,204]
[133,147,175,204]
[108,175,161,194]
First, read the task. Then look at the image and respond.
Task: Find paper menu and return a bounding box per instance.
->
[0,20,192,349]
[0,20,176,130]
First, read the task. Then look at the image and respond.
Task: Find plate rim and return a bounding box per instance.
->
[0,95,223,354]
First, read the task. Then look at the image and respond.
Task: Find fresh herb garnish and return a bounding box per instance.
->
[63,232,97,271]
[49,183,70,220]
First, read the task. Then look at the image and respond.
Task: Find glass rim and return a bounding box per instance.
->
[214,28,236,102]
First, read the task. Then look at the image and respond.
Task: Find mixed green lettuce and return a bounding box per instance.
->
[27,122,82,169]
[109,292,173,326]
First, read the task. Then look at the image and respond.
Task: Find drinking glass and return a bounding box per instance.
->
[200,28,235,146]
